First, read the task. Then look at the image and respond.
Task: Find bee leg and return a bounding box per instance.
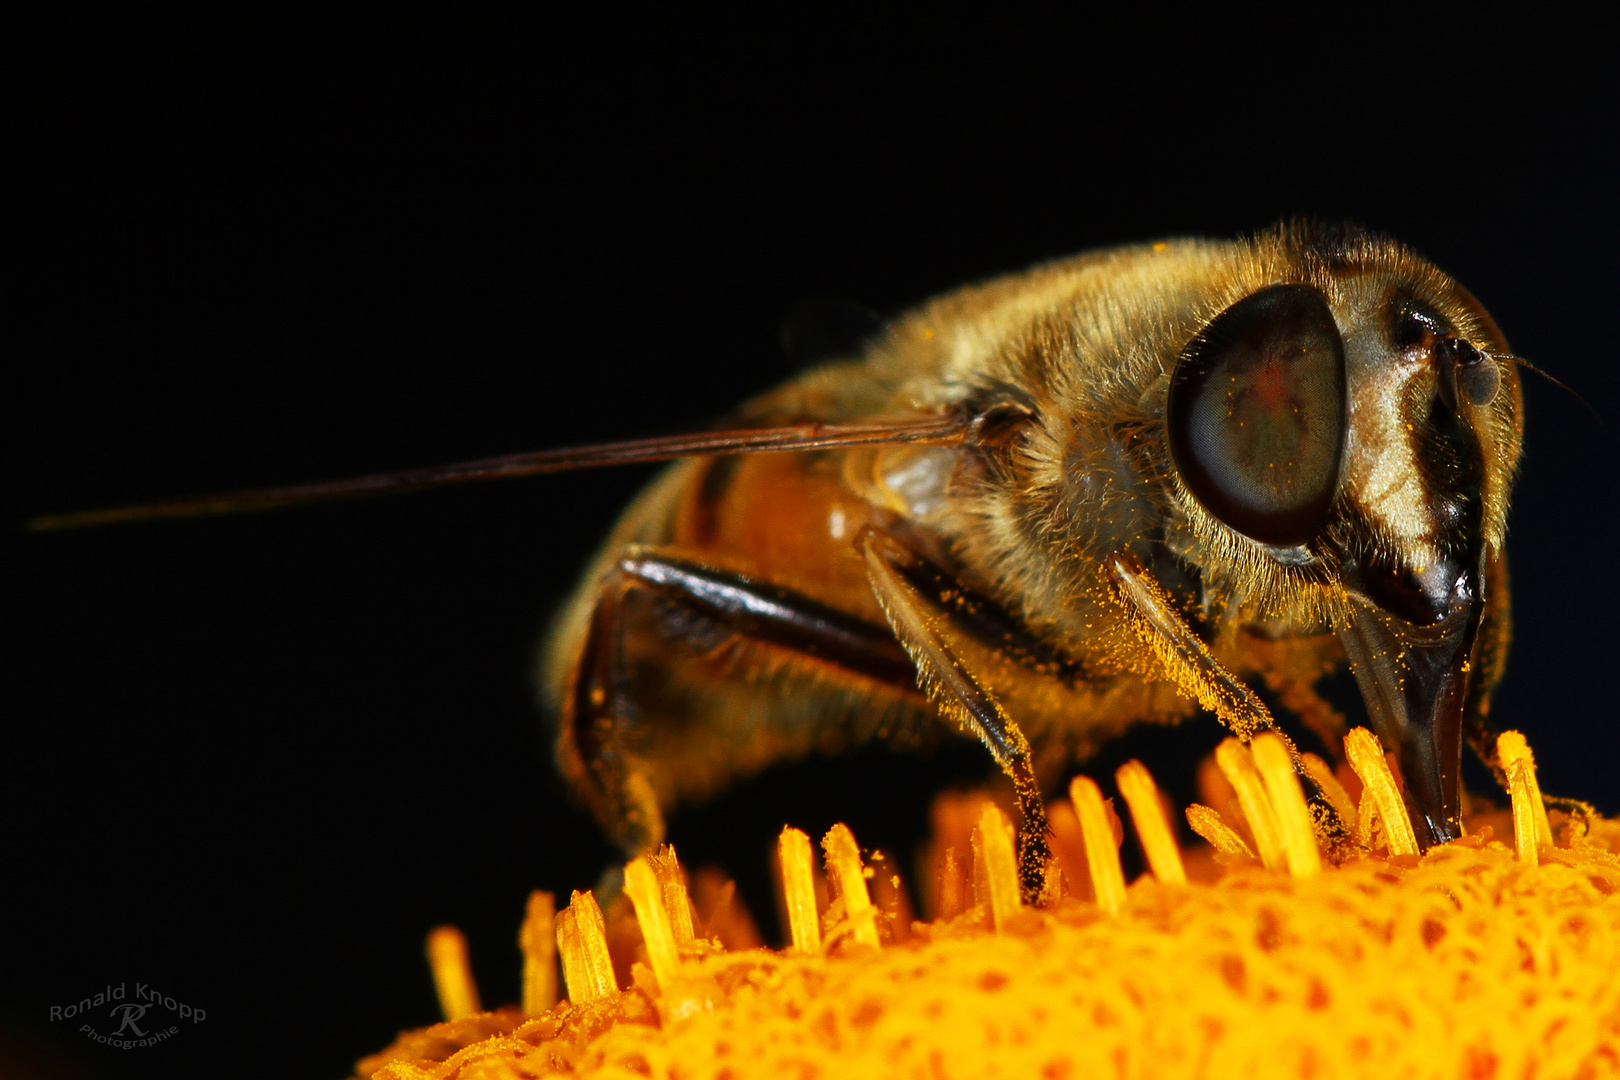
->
[558,547,921,858]
[1461,549,1513,789]
[559,573,665,858]
[858,528,1053,905]
[1105,550,1353,855]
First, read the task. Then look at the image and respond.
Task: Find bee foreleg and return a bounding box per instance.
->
[1462,548,1513,791]
[1105,550,1352,855]
[559,571,665,858]
[858,528,1053,905]
[558,547,920,857]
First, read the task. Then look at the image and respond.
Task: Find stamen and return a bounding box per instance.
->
[936,846,964,920]
[1496,731,1553,848]
[570,890,618,998]
[973,803,1022,927]
[823,823,882,948]
[366,760,1620,1077]
[924,791,993,918]
[1045,799,1088,902]
[1356,787,1380,850]
[518,891,557,1016]
[651,845,697,946]
[1344,728,1418,856]
[554,908,592,1004]
[971,827,993,908]
[624,858,682,989]
[1185,804,1255,858]
[1508,759,1541,866]
[1301,751,1357,837]
[691,870,762,950]
[778,826,822,954]
[1115,760,1187,884]
[425,925,481,1021]
[1251,734,1321,879]
[1069,776,1126,916]
[868,850,913,941]
[1215,738,1285,869]
[1041,858,1066,907]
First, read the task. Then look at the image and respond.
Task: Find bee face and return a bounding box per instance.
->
[1156,231,1522,844]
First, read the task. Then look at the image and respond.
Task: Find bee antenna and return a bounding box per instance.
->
[26,415,970,531]
[1499,354,1603,425]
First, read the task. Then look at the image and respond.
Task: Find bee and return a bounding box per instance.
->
[35,222,1525,902]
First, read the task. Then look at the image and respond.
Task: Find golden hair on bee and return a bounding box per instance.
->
[35,221,1527,904]
[532,221,1522,899]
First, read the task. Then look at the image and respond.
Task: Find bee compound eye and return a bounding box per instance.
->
[1169,284,1347,546]
[1452,341,1502,407]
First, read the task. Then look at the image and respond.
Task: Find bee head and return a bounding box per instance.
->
[1167,228,1522,846]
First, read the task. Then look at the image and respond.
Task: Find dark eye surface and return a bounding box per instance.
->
[1169,284,1347,546]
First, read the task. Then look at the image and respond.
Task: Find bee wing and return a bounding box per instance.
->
[28,415,969,530]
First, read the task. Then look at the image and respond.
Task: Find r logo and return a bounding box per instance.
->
[109,1001,153,1037]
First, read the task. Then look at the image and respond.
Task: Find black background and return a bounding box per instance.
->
[10,13,1618,1079]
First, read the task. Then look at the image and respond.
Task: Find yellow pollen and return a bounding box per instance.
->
[1252,733,1321,878]
[1345,726,1419,856]
[777,826,822,954]
[424,925,480,1022]
[1116,759,1187,884]
[1069,774,1126,915]
[1300,751,1357,836]
[1215,737,1286,869]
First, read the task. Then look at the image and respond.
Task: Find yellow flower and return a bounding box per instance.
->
[356,732,1620,1079]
